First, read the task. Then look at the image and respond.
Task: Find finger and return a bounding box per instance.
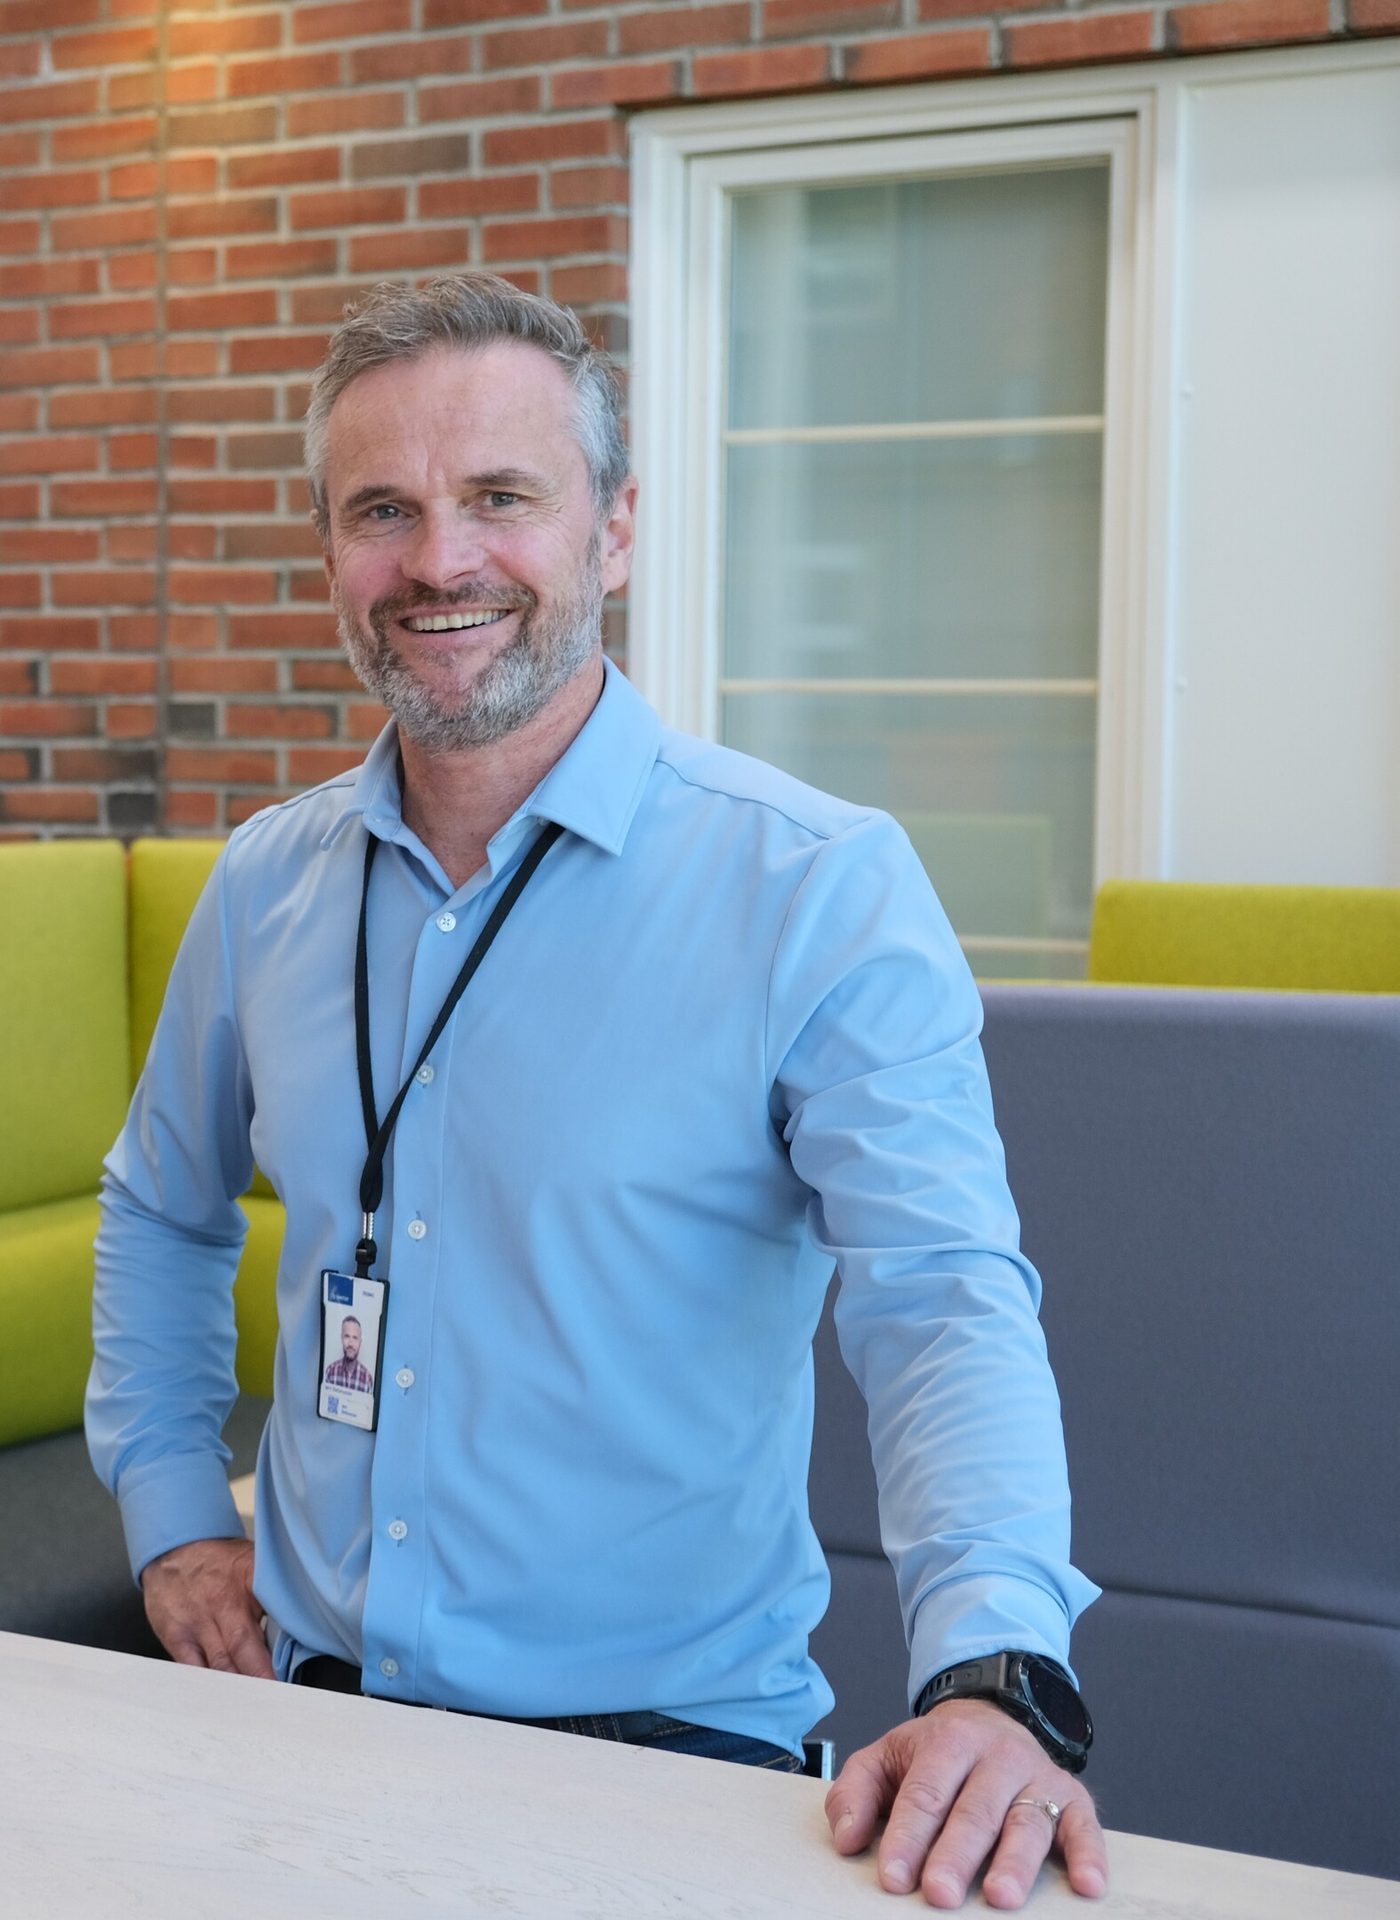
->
[914,1763,1027,1909]
[875,1749,976,1896]
[1057,1795,1109,1899]
[220,1610,275,1680]
[980,1798,1059,1911]
[825,1745,896,1855]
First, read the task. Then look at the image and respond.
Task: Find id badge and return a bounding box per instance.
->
[318,1269,389,1431]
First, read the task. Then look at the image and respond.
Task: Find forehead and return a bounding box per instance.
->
[323,341,585,489]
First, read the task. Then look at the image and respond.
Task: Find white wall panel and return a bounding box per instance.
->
[1168,64,1400,882]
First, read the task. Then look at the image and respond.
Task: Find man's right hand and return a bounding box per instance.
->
[140,1536,275,1678]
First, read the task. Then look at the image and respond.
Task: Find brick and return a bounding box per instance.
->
[49,389,159,428]
[552,60,679,110]
[166,613,222,651]
[53,660,156,694]
[172,658,280,693]
[764,0,898,32]
[169,568,281,605]
[222,522,324,561]
[347,702,388,741]
[227,701,336,738]
[52,24,157,68]
[426,87,545,139]
[348,227,472,273]
[168,289,280,332]
[291,658,360,691]
[289,565,334,600]
[0,311,39,346]
[287,745,360,784]
[692,45,831,95]
[0,343,99,384]
[1169,0,1329,46]
[289,281,375,326]
[0,529,100,564]
[286,91,404,137]
[0,217,41,254]
[0,436,100,475]
[417,175,541,220]
[1006,10,1158,65]
[103,525,157,562]
[350,133,473,180]
[167,386,279,424]
[481,20,608,68]
[167,104,280,150]
[109,342,159,380]
[108,613,158,651]
[485,118,625,167]
[106,251,158,290]
[226,430,306,470]
[290,185,406,231]
[103,64,216,111]
[844,28,996,80]
[293,0,413,40]
[50,115,157,163]
[0,700,98,734]
[0,78,100,123]
[0,615,100,649]
[162,246,219,285]
[0,1,102,29]
[0,789,100,823]
[482,214,626,262]
[352,34,474,81]
[52,743,159,780]
[168,11,283,58]
[0,485,41,516]
[0,750,36,778]
[227,51,342,99]
[168,746,278,783]
[620,3,749,53]
[164,340,223,379]
[168,478,278,515]
[168,197,280,241]
[166,791,220,827]
[0,573,41,606]
[108,155,219,201]
[1350,0,1400,25]
[0,168,102,212]
[0,394,39,430]
[423,0,548,21]
[0,132,40,169]
[109,434,158,470]
[51,204,157,250]
[227,146,342,190]
[228,609,338,648]
[227,237,340,282]
[51,569,158,607]
[0,258,101,298]
[229,334,329,374]
[49,298,156,340]
[0,41,41,81]
[106,702,158,738]
[170,436,219,470]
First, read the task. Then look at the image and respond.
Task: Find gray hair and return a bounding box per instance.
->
[304,273,629,543]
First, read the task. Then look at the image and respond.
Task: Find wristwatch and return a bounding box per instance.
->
[913,1651,1093,1774]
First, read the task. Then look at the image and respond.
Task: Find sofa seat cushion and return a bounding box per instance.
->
[0,1193,101,1447]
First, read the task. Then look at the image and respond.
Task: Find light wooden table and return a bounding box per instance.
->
[1,1633,1395,1919]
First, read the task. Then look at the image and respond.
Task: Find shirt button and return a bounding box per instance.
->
[416,1064,435,1085]
[407,1218,427,1241]
[395,1367,415,1390]
[435,911,456,933]
[388,1519,408,1542]
[379,1657,399,1679]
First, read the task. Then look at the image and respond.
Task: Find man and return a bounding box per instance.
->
[323,1316,372,1393]
[89,274,1107,1910]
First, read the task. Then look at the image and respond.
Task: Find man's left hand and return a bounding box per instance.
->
[824,1699,1108,1909]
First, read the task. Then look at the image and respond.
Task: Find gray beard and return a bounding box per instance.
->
[336,557,603,752]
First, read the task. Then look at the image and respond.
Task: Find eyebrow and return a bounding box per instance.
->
[336,469,551,517]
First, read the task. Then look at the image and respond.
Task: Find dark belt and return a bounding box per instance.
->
[292,1655,685,1740]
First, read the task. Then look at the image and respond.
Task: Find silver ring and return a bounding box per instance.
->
[1009,1796,1062,1828]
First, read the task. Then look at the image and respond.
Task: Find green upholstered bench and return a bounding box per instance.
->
[0,837,282,1649]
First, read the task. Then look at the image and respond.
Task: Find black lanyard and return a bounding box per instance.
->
[351,819,564,1277]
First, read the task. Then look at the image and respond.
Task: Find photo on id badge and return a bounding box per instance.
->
[319,1270,388,1431]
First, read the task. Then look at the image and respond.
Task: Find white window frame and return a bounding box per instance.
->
[628,38,1398,886]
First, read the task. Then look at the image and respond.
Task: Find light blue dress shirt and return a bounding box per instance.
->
[88,660,1096,1755]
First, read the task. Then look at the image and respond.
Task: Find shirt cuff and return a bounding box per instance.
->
[907,1568,1102,1708]
[116,1451,248,1585]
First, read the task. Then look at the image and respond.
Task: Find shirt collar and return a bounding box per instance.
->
[320,658,662,862]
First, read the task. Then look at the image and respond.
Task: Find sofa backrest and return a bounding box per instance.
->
[127,837,224,1082]
[0,841,129,1213]
[1088,878,1400,990]
[808,984,1400,1880]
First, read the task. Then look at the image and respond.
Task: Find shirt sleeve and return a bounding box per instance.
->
[86,844,258,1582]
[766,811,1099,1706]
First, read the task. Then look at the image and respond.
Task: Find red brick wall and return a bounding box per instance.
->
[1,0,1394,835]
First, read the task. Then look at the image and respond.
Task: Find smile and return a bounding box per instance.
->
[401,610,513,632]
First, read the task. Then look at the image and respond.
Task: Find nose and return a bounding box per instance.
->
[399,505,487,591]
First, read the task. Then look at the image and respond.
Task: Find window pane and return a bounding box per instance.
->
[721,692,1097,945]
[728,165,1111,431]
[723,433,1102,684]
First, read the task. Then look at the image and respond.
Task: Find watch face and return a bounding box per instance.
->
[1025,1658,1092,1746]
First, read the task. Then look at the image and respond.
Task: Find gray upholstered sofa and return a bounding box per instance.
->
[808,984,1400,1881]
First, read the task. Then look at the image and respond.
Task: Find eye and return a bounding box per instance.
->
[486,491,520,509]
[367,502,402,521]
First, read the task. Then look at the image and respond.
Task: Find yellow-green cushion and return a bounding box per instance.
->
[1089,881,1400,991]
[235,1197,284,1398]
[0,843,129,1214]
[0,1193,100,1445]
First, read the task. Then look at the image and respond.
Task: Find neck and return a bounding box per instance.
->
[397,657,604,889]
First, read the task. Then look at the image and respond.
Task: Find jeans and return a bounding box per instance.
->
[292,1655,803,1772]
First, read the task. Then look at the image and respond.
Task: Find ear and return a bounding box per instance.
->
[598,475,639,596]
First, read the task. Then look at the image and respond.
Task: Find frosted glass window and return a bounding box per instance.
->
[722,163,1111,977]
